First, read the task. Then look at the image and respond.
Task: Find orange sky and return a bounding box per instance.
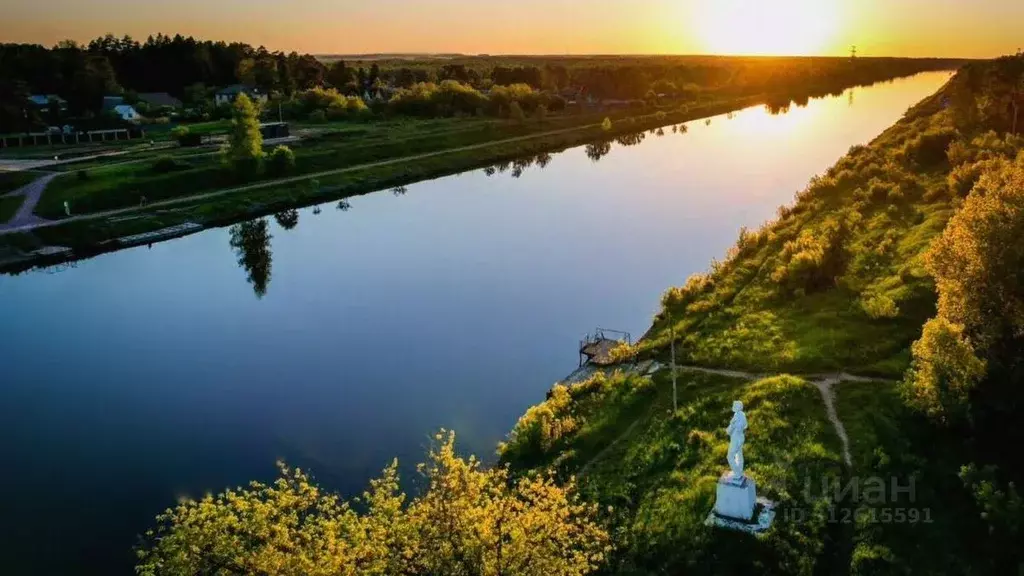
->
[3,0,1022,57]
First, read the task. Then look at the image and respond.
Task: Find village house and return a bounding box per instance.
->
[102,96,142,122]
[215,85,268,106]
[27,94,68,111]
[137,92,183,109]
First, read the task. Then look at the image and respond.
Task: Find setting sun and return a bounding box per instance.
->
[695,0,843,55]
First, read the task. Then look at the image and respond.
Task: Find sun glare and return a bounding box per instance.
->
[695,0,842,56]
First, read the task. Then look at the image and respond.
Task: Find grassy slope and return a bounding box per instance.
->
[638,78,1022,378]
[500,370,844,575]
[501,64,1024,574]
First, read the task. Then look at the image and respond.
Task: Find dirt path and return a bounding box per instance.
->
[575,365,892,475]
[0,122,604,236]
[0,144,177,172]
[677,366,893,467]
[1,173,58,229]
[813,376,853,466]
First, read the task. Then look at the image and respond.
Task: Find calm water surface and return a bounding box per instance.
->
[0,72,950,574]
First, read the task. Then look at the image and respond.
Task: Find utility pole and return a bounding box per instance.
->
[669,310,678,412]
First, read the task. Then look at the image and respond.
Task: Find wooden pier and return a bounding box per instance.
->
[579,328,632,367]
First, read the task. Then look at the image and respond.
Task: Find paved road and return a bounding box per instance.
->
[1,173,58,230]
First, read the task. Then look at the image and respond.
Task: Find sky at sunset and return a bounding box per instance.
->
[4,0,1022,58]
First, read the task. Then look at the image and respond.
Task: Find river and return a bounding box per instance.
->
[0,71,951,574]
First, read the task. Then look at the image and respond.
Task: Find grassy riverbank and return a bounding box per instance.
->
[0,90,841,271]
[1,70,969,272]
[497,55,1024,574]
[637,70,1022,378]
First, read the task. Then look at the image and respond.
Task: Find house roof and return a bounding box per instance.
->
[138,92,183,108]
[216,84,263,96]
[27,94,66,106]
[102,96,124,111]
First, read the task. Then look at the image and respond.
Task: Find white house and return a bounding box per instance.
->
[112,104,141,122]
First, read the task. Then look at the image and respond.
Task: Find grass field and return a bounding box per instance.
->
[0,170,41,195]
[0,195,24,222]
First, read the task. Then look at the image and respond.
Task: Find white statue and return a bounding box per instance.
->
[726,400,747,478]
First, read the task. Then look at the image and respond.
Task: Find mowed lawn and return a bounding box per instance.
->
[0,194,25,222]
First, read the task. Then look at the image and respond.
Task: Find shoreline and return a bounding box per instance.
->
[0,70,957,274]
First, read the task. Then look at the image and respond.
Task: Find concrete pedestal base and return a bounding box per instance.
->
[706,473,776,534]
[715,473,757,521]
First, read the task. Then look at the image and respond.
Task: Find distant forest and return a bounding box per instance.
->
[0,33,965,132]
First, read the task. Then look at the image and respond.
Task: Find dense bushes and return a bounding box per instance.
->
[770,215,851,294]
[266,145,296,177]
[151,155,191,173]
[902,127,959,167]
[292,87,369,121]
[387,80,564,119]
[389,80,487,117]
[137,432,610,576]
[170,125,202,147]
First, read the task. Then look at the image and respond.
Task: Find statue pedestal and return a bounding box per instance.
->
[714,473,757,521]
[706,473,775,533]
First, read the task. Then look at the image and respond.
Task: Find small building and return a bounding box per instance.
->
[112,104,142,122]
[27,95,68,111]
[102,95,124,111]
[259,122,290,139]
[137,92,183,109]
[216,85,268,106]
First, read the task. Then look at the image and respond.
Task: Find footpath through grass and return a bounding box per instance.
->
[500,369,845,575]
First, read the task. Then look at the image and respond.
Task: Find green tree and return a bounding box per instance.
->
[927,157,1024,347]
[136,431,609,576]
[907,155,1024,421]
[904,317,986,421]
[267,145,296,176]
[224,93,264,176]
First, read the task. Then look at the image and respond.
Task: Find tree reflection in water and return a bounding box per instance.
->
[585,140,612,162]
[273,209,299,230]
[615,132,645,147]
[481,152,555,178]
[229,218,273,299]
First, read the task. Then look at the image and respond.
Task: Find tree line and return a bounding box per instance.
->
[1,35,965,133]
